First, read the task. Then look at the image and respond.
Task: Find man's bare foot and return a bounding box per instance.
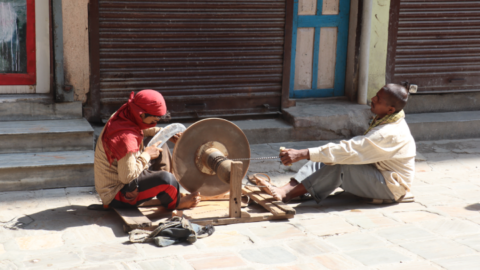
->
[255,177,285,201]
[177,192,201,209]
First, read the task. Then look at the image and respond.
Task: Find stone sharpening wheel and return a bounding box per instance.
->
[172,118,250,197]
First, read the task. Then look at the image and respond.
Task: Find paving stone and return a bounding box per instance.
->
[135,258,192,270]
[400,239,474,259]
[346,248,410,266]
[83,243,138,262]
[433,205,480,218]
[15,233,64,250]
[196,230,253,248]
[325,233,385,252]
[0,244,4,255]
[286,237,335,256]
[314,253,360,270]
[454,234,480,252]
[414,193,465,206]
[343,213,398,229]
[266,263,322,270]
[434,255,480,270]
[294,216,358,236]
[248,223,305,241]
[0,260,16,270]
[420,218,480,237]
[139,242,197,258]
[184,252,246,269]
[62,225,116,246]
[376,225,436,244]
[383,261,442,270]
[393,211,443,223]
[239,246,296,265]
[23,251,82,269]
[63,264,122,270]
[376,202,426,212]
[415,162,432,173]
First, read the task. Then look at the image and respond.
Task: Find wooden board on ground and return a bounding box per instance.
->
[174,199,294,226]
[113,207,153,232]
[243,186,296,215]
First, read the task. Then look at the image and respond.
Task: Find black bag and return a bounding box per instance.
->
[129,216,214,247]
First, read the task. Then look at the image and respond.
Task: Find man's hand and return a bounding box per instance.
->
[280,148,310,166]
[169,132,183,144]
[144,140,163,159]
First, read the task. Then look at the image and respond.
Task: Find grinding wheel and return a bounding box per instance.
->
[172,118,250,197]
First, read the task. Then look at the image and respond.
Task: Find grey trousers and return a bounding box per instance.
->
[295,161,394,204]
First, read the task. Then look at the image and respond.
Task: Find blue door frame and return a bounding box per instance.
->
[289,0,351,98]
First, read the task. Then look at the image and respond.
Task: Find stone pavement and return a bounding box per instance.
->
[1,139,480,270]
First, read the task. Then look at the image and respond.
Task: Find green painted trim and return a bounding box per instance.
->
[367,0,390,100]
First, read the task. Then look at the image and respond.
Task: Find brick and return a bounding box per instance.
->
[387,261,441,270]
[377,202,426,212]
[248,223,305,241]
[239,246,296,265]
[286,238,335,256]
[414,194,464,207]
[295,216,358,236]
[400,239,474,259]
[325,233,385,252]
[376,225,436,244]
[346,248,410,266]
[185,252,246,269]
[434,255,480,270]
[83,244,138,262]
[15,233,64,250]
[314,253,359,270]
[454,234,480,252]
[343,213,398,229]
[23,251,82,269]
[0,244,4,254]
[420,218,480,237]
[393,211,443,223]
[198,230,253,248]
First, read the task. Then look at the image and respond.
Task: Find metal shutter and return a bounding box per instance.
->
[94,0,286,120]
[386,0,480,93]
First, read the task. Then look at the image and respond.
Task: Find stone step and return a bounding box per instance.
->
[0,118,94,154]
[406,111,480,141]
[0,94,82,121]
[0,150,94,191]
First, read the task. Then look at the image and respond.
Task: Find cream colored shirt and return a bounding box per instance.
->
[94,126,161,205]
[308,116,416,201]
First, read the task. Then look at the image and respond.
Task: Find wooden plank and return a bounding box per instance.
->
[229,161,243,218]
[190,214,295,226]
[113,207,152,230]
[201,193,229,201]
[245,186,296,215]
[242,187,286,216]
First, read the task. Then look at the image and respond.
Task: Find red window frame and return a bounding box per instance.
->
[0,0,36,85]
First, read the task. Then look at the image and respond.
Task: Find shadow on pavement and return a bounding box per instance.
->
[2,205,127,237]
[465,203,480,211]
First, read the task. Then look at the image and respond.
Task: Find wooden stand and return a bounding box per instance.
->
[114,161,295,231]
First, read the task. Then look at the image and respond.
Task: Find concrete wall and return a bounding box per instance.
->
[62,0,90,103]
[366,0,390,100]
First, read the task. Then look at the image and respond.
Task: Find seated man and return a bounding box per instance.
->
[94,90,200,210]
[258,84,416,204]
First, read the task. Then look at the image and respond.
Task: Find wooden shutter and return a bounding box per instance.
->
[386,0,480,93]
[91,0,286,120]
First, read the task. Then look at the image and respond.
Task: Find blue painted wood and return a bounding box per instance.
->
[311,27,321,90]
[289,0,351,98]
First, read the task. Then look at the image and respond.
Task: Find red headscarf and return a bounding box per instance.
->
[102,90,167,165]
